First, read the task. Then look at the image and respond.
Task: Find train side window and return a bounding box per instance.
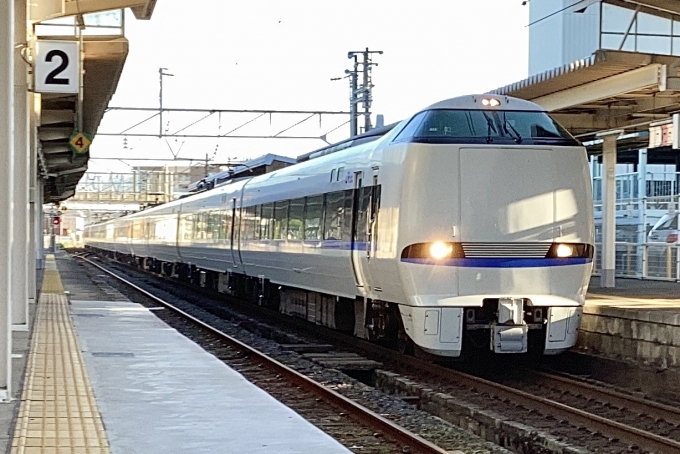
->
[393,111,427,142]
[247,206,259,241]
[341,188,353,241]
[182,214,193,241]
[273,201,288,240]
[222,210,228,240]
[337,167,344,182]
[330,169,336,182]
[205,211,214,240]
[288,198,305,240]
[355,187,373,243]
[261,203,274,240]
[304,195,323,240]
[241,206,252,241]
[324,190,345,240]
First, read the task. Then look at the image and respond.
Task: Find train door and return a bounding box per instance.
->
[350,170,372,295]
[229,197,240,270]
[366,168,380,262]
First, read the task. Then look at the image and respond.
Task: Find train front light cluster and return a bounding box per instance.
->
[401,242,465,261]
[545,243,593,259]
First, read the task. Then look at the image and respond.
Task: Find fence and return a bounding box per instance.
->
[592,194,680,281]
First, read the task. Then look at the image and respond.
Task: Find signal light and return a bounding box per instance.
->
[52,217,61,226]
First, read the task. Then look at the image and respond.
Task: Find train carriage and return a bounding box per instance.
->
[84,94,594,358]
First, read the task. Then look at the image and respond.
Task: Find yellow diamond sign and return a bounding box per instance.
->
[69,131,92,155]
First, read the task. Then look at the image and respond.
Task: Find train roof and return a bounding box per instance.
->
[423,94,545,112]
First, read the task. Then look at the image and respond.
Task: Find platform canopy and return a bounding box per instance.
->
[32,1,158,203]
[489,50,680,147]
[603,0,680,17]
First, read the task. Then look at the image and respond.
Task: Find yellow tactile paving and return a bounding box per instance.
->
[12,255,111,454]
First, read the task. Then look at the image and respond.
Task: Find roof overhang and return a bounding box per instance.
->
[603,0,680,17]
[31,0,157,23]
[489,49,680,150]
[39,36,129,203]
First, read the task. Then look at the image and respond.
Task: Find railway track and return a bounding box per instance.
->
[78,255,451,454]
[79,253,680,454]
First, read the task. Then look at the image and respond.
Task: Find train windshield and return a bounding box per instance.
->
[395,109,580,146]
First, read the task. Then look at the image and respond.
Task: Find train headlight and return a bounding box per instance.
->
[401,242,465,261]
[556,244,575,257]
[482,98,501,107]
[430,242,453,260]
[545,243,594,259]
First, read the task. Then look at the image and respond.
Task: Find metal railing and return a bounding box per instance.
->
[591,193,680,281]
[34,9,125,38]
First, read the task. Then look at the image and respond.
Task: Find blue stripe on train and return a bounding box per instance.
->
[401,257,592,268]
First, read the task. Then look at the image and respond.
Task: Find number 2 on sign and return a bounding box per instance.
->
[45,50,69,85]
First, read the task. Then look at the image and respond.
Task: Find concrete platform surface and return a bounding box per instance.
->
[71,299,352,454]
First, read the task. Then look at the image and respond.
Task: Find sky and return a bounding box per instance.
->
[89,0,531,174]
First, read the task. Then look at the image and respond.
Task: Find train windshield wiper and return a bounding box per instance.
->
[502,112,522,144]
[482,111,497,144]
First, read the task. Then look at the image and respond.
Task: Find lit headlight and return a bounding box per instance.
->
[555,244,575,257]
[429,242,453,260]
[482,98,501,107]
[545,243,594,259]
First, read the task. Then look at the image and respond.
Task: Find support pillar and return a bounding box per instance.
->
[637,148,647,277]
[12,0,28,330]
[598,130,623,288]
[0,0,14,400]
[36,179,44,270]
[28,94,37,304]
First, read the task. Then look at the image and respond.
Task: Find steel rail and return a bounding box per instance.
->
[534,370,680,426]
[78,256,449,454]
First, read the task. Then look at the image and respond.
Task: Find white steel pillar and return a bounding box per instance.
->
[637,148,647,278]
[36,179,44,270]
[598,130,623,288]
[28,94,37,304]
[12,0,28,330]
[0,0,14,400]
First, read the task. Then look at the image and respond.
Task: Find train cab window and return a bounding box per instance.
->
[324,191,345,241]
[288,198,305,240]
[304,195,323,241]
[330,169,336,183]
[401,109,578,145]
[273,201,288,240]
[336,167,344,182]
[392,111,427,142]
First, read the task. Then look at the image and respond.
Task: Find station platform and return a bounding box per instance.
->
[579,276,680,369]
[10,253,352,453]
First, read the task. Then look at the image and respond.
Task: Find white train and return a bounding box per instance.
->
[84,95,594,358]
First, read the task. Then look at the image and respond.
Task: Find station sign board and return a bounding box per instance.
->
[34,40,80,94]
[649,114,680,149]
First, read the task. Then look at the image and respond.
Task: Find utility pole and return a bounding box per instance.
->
[345,48,382,136]
[159,67,174,138]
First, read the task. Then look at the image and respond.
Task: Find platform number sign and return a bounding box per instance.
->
[34,40,80,94]
[69,131,92,155]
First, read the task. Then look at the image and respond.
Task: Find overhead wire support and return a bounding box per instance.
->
[334,48,382,137]
[99,107,351,141]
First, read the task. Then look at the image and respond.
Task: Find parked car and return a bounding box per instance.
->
[648,213,679,243]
